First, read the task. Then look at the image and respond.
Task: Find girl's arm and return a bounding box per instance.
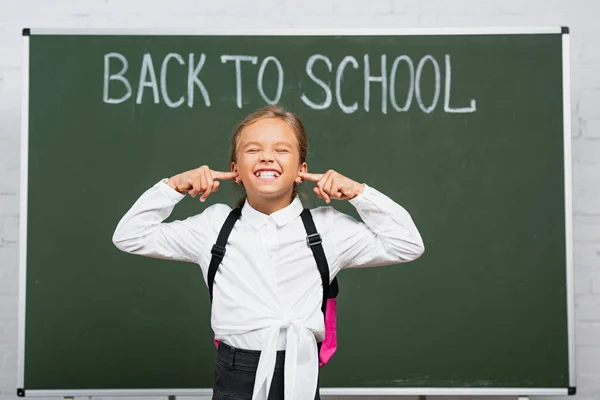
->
[330,184,424,270]
[298,170,424,270]
[112,179,215,263]
[112,167,237,264]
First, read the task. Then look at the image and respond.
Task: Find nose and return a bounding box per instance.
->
[260,150,275,163]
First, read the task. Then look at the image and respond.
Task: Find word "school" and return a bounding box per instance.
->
[103,52,477,114]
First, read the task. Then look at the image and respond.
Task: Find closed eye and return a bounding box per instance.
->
[276,149,289,153]
[246,148,260,153]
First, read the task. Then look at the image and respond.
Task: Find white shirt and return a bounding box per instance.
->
[112,179,425,400]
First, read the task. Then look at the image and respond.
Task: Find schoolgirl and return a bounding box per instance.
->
[112,105,425,400]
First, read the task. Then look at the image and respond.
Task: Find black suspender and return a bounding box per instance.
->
[206,207,339,318]
[300,209,331,316]
[207,207,241,302]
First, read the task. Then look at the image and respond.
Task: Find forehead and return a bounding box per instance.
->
[238,118,297,146]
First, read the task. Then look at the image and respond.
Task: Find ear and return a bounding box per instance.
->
[231,162,240,184]
[296,162,308,185]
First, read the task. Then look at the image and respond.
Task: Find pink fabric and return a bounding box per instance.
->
[213,298,338,368]
[319,298,338,367]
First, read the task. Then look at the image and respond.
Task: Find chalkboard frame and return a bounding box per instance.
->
[17,27,575,397]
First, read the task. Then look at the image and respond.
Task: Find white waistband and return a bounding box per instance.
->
[220,329,288,351]
[214,319,320,400]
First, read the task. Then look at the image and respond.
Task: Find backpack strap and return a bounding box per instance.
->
[300,208,337,316]
[207,207,242,302]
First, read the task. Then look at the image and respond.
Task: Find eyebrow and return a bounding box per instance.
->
[242,141,293,148]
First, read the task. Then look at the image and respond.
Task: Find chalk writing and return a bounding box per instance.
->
[102,52,476,114]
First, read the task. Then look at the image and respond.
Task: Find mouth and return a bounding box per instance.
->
[254,169,281,181]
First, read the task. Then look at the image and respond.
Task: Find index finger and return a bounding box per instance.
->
[298,171,324,182]
[211,171,238,180]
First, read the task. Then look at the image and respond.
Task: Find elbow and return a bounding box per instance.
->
[400,234,425,263]
[112,228,142,254]
[381,235,425,265]
[112,230,127,252]
[410,230,425,261]
[413,237,425,261]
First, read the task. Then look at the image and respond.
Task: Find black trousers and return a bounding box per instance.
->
[213,342,321,400]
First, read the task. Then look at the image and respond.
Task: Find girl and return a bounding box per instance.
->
[112,105,425,400]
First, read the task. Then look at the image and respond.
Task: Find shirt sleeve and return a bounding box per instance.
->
[332,184,425,270]
[111,179,222,265]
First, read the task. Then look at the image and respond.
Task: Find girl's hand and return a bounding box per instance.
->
[167,166,238,202]
[298,170,365,204]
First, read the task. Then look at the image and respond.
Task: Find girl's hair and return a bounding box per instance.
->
[229,105,308,208]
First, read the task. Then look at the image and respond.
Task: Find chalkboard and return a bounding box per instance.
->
[18,28,575,397]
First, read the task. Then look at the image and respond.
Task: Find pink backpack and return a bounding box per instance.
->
[207,207,340,366]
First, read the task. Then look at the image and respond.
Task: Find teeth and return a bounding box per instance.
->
[255,171,279,178]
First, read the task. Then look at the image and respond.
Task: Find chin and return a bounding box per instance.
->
[253,188,286,197]
[247,184,293,198]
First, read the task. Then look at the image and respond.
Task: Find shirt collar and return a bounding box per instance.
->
[241,195,304,229]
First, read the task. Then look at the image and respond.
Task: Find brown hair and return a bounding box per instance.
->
[229,105,308,208]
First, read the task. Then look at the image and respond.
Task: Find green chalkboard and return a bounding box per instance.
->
[19,28,574,397]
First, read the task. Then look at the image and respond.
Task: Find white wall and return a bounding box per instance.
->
[1,1,599,400]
